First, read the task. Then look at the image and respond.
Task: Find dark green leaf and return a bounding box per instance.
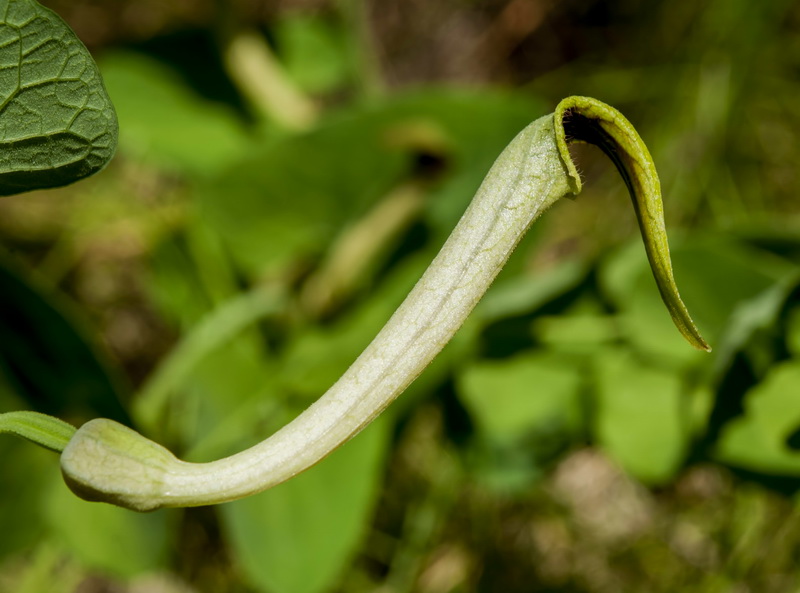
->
[0,371,54,560]
[0,0,117,195]
[0,254,129,422]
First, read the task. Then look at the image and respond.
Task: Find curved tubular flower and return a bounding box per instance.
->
[59,96,709,512]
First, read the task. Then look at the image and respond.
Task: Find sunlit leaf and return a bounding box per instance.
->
[593,347,688,484]
[456,350,583,445]
[716,360,800,475]
[99,51,250,174]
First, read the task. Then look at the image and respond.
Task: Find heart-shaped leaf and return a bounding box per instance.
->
[0,0,117,195]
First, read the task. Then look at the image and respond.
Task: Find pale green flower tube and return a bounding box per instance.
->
[59,97,708,512]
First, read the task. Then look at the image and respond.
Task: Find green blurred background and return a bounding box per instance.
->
[2,0,800,591]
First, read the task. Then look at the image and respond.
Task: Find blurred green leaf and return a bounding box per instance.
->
[475,259,589,323]
[280,315,382,400]
[0,438,54,560]
[163,333,276,457]
[142,237,289,458]
[43,477,173,577]
[0,374,55,560]
[0,255,128,422]
[786,303,800,359]
[601,237,794,367]
[280,252,428,399]
[198,105,406,277]
[455,349,585,492]
[397,91,546,237]
[146,231,217,331]
[134,287,283,438]
[221,416,389,593]
[0,0,117,195]
[710,273,800,381]
[99,51,250,175]
[531,313,618,352]
[199,89,544,277]
[456,350,583,445]
[716,360,800,475]
[669,241,793,334]
[275,15,350,94]
[593,347,687,484]
[142,222,282,449]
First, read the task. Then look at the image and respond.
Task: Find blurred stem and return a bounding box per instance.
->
[59,97,708,511]
[301,119,451,317]
[185,218,242,308]
[300,180,426,317]
[223,30,319,131]
[337,0,385,96]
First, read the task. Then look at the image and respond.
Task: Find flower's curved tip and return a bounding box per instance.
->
[688,330,712,353]
[553,95,711,354]
[553,97,583,195]
[678,322,711,352]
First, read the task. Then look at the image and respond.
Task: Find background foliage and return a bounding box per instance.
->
[2,0,800,592]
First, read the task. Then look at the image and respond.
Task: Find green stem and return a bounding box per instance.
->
[58,97,709,511]
[0,411,76,453]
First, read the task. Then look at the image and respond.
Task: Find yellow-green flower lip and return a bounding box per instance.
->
[555,96,710,352]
